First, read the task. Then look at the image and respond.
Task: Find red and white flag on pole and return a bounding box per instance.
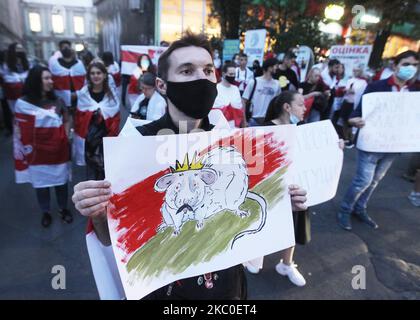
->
[120,45,168,76]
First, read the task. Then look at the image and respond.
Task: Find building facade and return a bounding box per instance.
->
[21,0,98,62]
[0,0,25,51]
[94,0,221,60]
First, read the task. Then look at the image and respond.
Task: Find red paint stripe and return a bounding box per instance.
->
[110,130,288,260]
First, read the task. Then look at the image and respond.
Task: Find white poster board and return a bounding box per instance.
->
[244,29,267,67]
[104,126,296,300]
[357,92,420,153]
[290,120,343,207]
[329,45,372,78]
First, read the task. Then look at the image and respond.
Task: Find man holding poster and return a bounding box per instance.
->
[337,50,419,231]
[72,32,308,300]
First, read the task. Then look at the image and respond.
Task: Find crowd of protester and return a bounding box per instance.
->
[0,33,419,298]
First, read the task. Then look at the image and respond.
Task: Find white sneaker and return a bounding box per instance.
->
[408,192,420,207]
[275,261,306,287]
[243,261,260,274]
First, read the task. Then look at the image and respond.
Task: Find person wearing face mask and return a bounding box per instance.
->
[213,62,244,128]
[2,43,30,115]
[242,58,281,126]
[73,60,120,180]
[337,50,420,231]
[242,91,308,286]
[213,49,222,82]
[14,65,72,228]
[71,32,308,300]
[127,54,156,108]
[50,40,87,109]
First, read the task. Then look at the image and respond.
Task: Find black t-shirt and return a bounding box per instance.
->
[136,112,247,300]
[273,68,299,90]
[89,88,105,103]
[299,81,325,95]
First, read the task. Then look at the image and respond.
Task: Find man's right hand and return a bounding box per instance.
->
[72,180,113,217]
[348,117,365,128]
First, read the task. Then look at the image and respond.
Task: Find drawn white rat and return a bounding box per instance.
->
[154,146,267,248]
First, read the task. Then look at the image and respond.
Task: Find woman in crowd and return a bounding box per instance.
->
[299,67,330,123]
[329,63,348,135]
[73,59,120,180]
[243,91,309,287]
[127,54,156,107]
[3,43,30,114]
[14,65,72,227]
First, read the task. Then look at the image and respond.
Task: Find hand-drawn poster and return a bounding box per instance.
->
[291,120,344,207]
[357,92,420,153]
[103,126,297,300]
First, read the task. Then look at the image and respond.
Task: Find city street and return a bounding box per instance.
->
[1,124,419,300]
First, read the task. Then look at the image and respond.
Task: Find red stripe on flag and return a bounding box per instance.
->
[121,50,141,64]
[4,82,24,100]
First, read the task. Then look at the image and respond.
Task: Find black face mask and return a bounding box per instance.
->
[61,48,72,59]
[224,75,236,84]
[166,79,217,119]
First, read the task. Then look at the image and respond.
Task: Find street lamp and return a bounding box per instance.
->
[324,4,345,21]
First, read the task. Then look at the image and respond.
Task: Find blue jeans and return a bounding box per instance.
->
[339,150,397,215]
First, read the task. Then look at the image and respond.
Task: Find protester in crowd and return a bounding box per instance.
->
[408,168,420,207]
[2,43,30,114]
[127,54,156,107]
[273,51,299,91]
[312,57,329,73]
[130,72,166,121]
[338,64,368,148]
[232,53,240,67]
[213,49,222,82]
[78,42,95,69]
[0,49,13,135]
[329,63,348,135]
[73,60,120,180]
[319,58,341,120]
[72,32,307,300]
[213,62,244,128]
[50,40,86,109]
[243,91,309,286]
[337,50,419,231]
[252,60,263,77]
[374,58,395,81]
[102,51,122,98]
[242,58,281,126]
[235,53,254,96]
[299,67,330,123]
[14,65,72,227]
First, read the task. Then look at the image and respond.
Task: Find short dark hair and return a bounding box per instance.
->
[140,72,156,87]
[59,40,71,49]
[239,53,248,59]
[101,51,114,67]
[284,50,297,60]
[222,61,236,73]
[328,59,340,68]
[157,31,213,81]
[265,91,300,122]
[262,58,279,71]
[23,65,57,105]
[394,50,419,65]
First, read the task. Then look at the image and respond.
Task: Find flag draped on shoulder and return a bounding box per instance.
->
[14,99,70,188]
